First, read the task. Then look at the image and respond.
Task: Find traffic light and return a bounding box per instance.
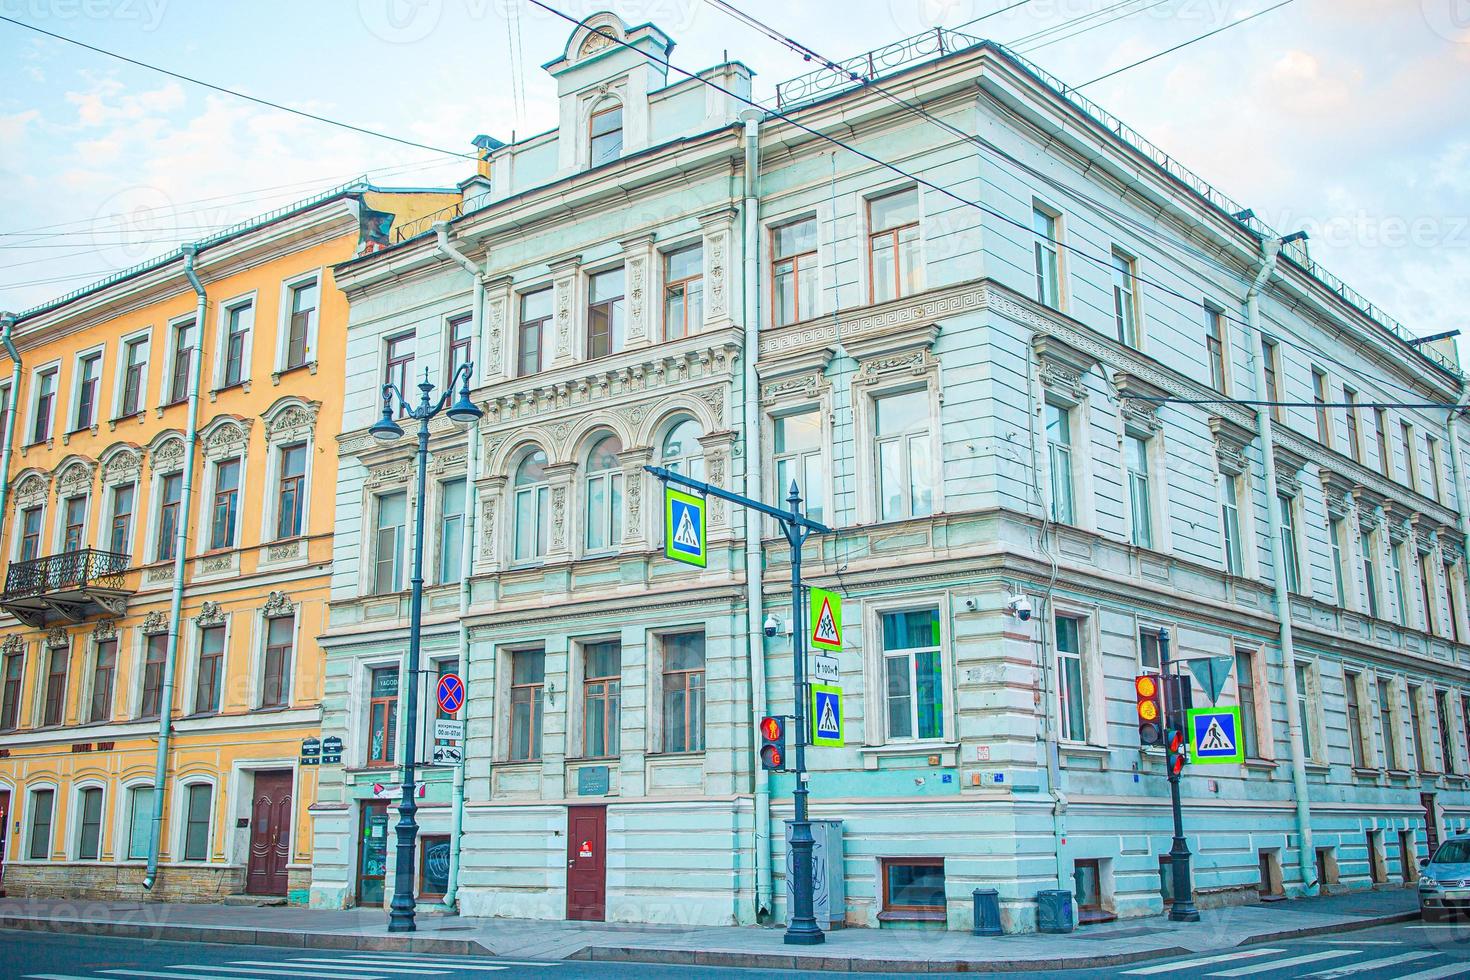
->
[1136,674,1164,746]
[759,716,786,771]
[1167,728,1186,776]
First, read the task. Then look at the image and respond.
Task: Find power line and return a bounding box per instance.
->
[0,14,473,159]
[952,0,1033,30]
[1076,0,1297,89]
[1018,0,1177,54]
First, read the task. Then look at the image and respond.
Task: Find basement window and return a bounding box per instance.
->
[879,857,945,922]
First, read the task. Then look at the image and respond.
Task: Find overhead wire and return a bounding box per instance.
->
[1075,0,1298,89]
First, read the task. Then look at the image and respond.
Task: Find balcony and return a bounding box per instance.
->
[1,549,133,627]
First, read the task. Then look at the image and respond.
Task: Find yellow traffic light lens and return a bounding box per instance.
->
[1139,701,1158,722]
[1135,675,1157,698]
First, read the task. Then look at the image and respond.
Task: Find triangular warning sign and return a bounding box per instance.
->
[1200,717,1233,752]
[813,597,840,647]
[673,506,700,549]
[817,696,839,735]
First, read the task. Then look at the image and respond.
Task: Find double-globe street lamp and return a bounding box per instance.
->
[369,359,483,933]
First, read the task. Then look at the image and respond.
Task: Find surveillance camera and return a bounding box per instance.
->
[1007,594,1033,621]
[763,614,780,638]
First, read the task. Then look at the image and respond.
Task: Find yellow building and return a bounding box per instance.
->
[0,182,456,903]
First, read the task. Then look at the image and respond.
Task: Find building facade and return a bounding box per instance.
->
[313,15,1470,932]
[0,185,454,903]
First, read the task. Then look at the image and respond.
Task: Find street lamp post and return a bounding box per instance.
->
[369,360,483,934]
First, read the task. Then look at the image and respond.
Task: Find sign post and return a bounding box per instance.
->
[1158,630,1200,922]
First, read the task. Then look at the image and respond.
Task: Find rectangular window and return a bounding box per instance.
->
[183,784,212,861]
[1126,435,1153,549]
[661,632,706,753]
[1236,650,1259,759]
[77,787,103,860]
[586,267,626,360]
[881,858,945,918]
[582,640,621,758]
[1374,409,1391,477]
[882,608,943,742]
[1428,435,1445,501]
[875,389,933,521]
[1220,475,1242,575]
[1408,684,1428,772]
[438,478,467,584]
[261,615,293,709]
[584,444,623,554]
[193,625,225,714]
[1461,694,1470,776]
[1205,306,1227,393]
[510,649,546,761]
[447,313,472,382]
[209,458,240,550]
[168,320,195,405]
[1401,421,1418,490]
[1,648,23,730]
[773,217,819,326]
[1295,662,1315,761]
[1344,387,1362,463]
[42,643,68,727]
[19,505,42,562]
[373,491,407,595]
[1420,556,1437,634]
[1032,205,1060,309]
[62,494,87,553]
[1378,677,1400,769]
[384,333,414,407]
[1110,247,1139,347]
[1046,403,1075,525]
[774,411,825,524]
[1312,369,1330,445]
[1139,628,1162,672]
[589,102,623,165]
[1261,339,1282,423]
[0,382,10,447]
[156,472,183,562]
[90,638,116,723]
[120,337,147,417]
[74,352,101,430]
[221,302,252,388]
[109,483,135,556]
[1361,533,1380,619]
[868,187,920,304]
[1446,563,1462,643]
[275,443,307,540]
[127,786,154,860]
[139,634,167,719]
[367,666,399,766]
[286,279,318,369]
[1330,518,1348,605]
[662,244,703,340]
[1345,671,1367,768]
[1435,690,1455,775]
[1056,616,1087,743]
[1278,494,1301,593]
[1384,542,1407,624]
[517,288,552,377]
[28,789,54,860]
[32,367,57,443]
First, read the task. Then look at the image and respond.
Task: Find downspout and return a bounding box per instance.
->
[739,109,773,922]
[1245,236,1316,896]
[144,244,208,891]
[1445,387,1470,622]
[434,221,484,912]
[0,313,21,534]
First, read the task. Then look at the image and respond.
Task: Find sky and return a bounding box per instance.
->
[0,0,1466,359]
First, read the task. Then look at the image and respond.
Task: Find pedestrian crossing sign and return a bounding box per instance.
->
[809,587,842,651]
[664,486,707,568]
[1186,705,1244,764]
[811,684,843,747]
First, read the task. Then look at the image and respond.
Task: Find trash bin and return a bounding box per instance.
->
[1036,888,1074,933]
[971,888,1002,936]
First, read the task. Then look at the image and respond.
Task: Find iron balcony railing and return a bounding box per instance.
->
[393,201,466,243]
[3,549,130,601]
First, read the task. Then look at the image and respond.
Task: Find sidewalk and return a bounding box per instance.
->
[0,888,1420,973]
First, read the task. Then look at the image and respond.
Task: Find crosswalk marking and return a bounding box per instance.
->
[1393,965,1470,980]
[357,956,555,968]
[1207,949,1358,977]
[321,960,507,974]
[101,972,366,980]
[1124,948,1287,974]
[173,966,384,978]
[1301,950,1439,978]
[280,959,455,974]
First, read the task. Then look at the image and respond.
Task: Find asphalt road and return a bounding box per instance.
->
[2,919,1468,979]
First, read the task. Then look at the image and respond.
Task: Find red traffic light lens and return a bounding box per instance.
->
[1135,675,1158,698]
[760,717,782,740]
[1171,753,1185,775]
[760,745,783,769]
[1168,730,1184,753]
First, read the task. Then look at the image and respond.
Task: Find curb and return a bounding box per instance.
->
[1240,909,1421,945]
[0,914,497,958]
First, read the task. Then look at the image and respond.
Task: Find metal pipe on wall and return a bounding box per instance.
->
[0,313,21,537]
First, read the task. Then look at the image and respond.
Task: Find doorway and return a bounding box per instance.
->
[566,805,607,921]
[245,770,293,896]
[0,789,9,894]
[1422,793,1440,857]
[357,800,390,907]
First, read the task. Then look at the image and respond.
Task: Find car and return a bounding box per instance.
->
[1419,835,1470,922]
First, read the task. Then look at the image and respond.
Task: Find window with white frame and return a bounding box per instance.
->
[1361,530,1382,619]
[60,493,88,553]
[89,637,116,723]
[1125,434,1153,549]
[27,787,54,860]
[512,450,550,563]
[446,313,472,382]
[1427,434,1445,502]
[1419,552,1437,634]
[588,100,623,166]
[517,288,553,377]
[661,418,705,480]
[1312,369,1331,445]
[193,624,225,715]
[273,443,307,540]
[663,244,703,340]
[208,458,241,550]
[72,350,102,431]
[1278,493,1302,593]
[868,186,920,304]
[510,648,546,761]
[167,319,195,405]
[219,300,253,389]
[30,365,57,444]
[1032,204,1061,309]
[1262,339,1284,424]
[1055,615,1088,743]
[1110,246,1140,347]
[17,504,42,562]
[772,217,818,326]
[586,266,626,359]
[1343,387,1362,462]
[0,381,10,445]
[138,634,166,719]
[774,410,824,523]
[107,482,135,556]
[383,333,414,412]
[438,477,467,583]
[1046,402,1075,525]
[1220,473,1243,575]
[1329,517,1349,605]
[1235,648,1262,759]
[1205,305,1228,393]
[117,334,149,419]
[182,783,213,861]
[1435,689,1456,775]
[882,607,944,742]
[0,642,22,730]
[1408,682,1430,771]
[1344,669,1369,768]
[1295,661,1321,762]
[1138,627,1163,672]
[1401,420,1418,489]
[125,785,154,860]
[583,436,623,553]
[373,491,407,594]
[1390,541,1409,624]
[155,470,183,562]
[76,785,103,860]
[283,276,318,371]
[1445,560,1463,643]
[260,613,294,709]
[875,389,933,521]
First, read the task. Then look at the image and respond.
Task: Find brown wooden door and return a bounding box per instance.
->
[246,771,293,896]
[1423,792,1440,856]
[566,805,606,921]
[0,789,9,891]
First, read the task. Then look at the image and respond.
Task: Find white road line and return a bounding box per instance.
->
[26,974,106,980]
[102,971,372,980]
[323,961,507,974]
[1301,950,1439,978]
[1299,940,1405,946]
[348,955,556,968]
[1207,949,1358,977]
[205,966,388,978]
[1124,948,1287,974]
[1391,964,1470,980]
[279,961,453,976]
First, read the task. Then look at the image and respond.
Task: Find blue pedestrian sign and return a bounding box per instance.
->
[811,684,843,747]
[664,486,707,568]
[436,673,465,715]
[1186,705,1244,764]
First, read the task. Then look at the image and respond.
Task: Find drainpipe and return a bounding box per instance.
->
[144,244,208,892]
[738,108,774,922]
[1446,388,1470,616]
[1245,236,1316,896]
[434,221,484,912]
[0,313,21,535]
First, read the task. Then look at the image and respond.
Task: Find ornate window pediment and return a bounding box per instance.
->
[263,398,320,446]
[262,591,293,618]
[201,417,253,462]
[100,444,144,486]
[1273,444,1309,497]
[12,470,50,509]
[149,434,187,475]
[847,322,940,388]
[54,458,96,496]
[1111,370,1166,435]
[142,610,169,634]
[194,600,225,627]
[1208,416,1255,477]
[1034,333,1097,404]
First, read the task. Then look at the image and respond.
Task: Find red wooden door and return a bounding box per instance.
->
[0,789,10,892]
[566,805,607,921]
[246,771,293,896]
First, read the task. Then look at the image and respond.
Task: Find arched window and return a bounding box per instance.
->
[662,419,704,481]
[513,449,550,562]
[589,100,624,166]
[584,435,624,553]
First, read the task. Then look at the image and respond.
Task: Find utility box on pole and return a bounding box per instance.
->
[785,819,845,930]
